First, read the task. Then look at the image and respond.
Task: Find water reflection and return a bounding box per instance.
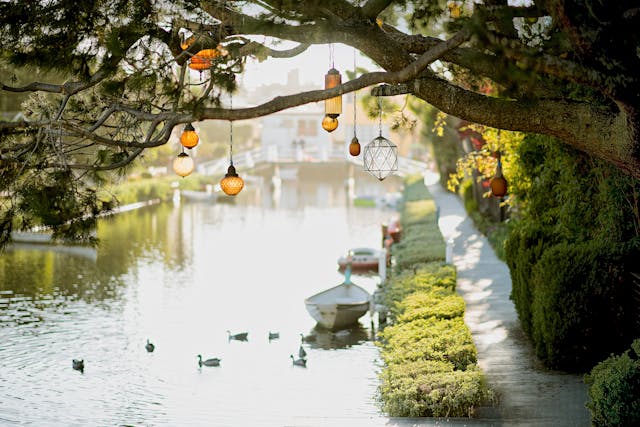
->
[0,165,401,426]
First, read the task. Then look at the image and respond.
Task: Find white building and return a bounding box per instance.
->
[260,104,333,161]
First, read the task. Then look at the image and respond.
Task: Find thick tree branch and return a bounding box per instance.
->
[362,0,394,19]
[236,40,310,58]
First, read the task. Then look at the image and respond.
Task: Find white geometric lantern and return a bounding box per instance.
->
[363,135,398,181]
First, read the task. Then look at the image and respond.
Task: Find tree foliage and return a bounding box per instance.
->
[1,0,639,244]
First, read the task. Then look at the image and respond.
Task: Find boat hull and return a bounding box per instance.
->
[304,282,371,330]
[305,301,370,330]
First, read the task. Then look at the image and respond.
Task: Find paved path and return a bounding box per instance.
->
[424,172,591,427]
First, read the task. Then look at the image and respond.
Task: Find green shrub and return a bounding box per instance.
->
[585,339,640,427]
[530,241,636,371]
[382,262,456,314]
[397,290,466,323]
[379,317,477,369]
[380,363,490,417]
[504,223,557,335]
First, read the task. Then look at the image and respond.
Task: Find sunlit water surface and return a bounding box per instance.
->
[0,169,401,426]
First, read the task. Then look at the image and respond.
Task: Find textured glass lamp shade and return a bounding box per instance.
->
[188,56,211,71]
[173,152,195,177]
[324,68,342,118]
[322,115,338,132]
[363,136,398,181]
[349,136,361,156]
[180,123,199,149]
[195,48,220,61]
[220,165,244,195]
[490,160,508,197]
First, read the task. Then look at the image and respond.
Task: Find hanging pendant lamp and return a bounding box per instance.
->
[173,151,195,177]
[349,49,360,156]
[363,92,397,180]
[322,45,342,133]
[490,154,508,197]
[220,97,244,196]
[180,123,199,149]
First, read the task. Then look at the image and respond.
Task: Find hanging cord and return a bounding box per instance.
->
[378,92,383,137]
[353,48,357,137]
[329,43,335,68]
[229,93,234,166]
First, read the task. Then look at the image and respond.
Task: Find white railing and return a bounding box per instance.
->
[196,145,427,178]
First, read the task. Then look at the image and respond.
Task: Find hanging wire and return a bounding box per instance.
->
[229,93,234,166]
[353,48,357,137]
[378,92,383,137]
[329,43,335,68]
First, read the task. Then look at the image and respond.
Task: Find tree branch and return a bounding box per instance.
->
[362,0,394,19]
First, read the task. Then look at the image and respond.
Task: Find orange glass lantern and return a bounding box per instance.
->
[490,157,508,197]
[349,136,361,156]
[188,56,211,71]
[173,152,195,177]
[324,68,342,119]
[220,165,244,196]
[220,118,244,196]
[180,123,199,149]
[322,115,338,132]
[195,48,220,61]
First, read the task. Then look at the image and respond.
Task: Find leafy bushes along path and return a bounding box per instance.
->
[378,175,491,417]
[585,339,640,427]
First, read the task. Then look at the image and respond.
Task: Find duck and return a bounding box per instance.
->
[298,345,307,359]
[72,359,84,373]
[198,354,221,367]
[227,330,248,342]
[290,355,307,367]
[145,339,155,353]
[268,331,280,341]
[300,333,316,343]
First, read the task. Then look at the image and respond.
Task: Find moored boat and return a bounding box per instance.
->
[304,272,371,330]
[337,248,382,273]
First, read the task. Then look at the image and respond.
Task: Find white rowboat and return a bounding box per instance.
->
[304,278,371,330]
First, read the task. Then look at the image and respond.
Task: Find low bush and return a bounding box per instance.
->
[379,317,477,370]
[382,262,456,317]
[397,290,466,323]
[380,363,488,418]
[585,339,640,427]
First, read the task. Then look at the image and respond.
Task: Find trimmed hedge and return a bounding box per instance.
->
[392,176,446,272]
[378,175,491,417]
[530,241,636,371]
[585,339,640,427]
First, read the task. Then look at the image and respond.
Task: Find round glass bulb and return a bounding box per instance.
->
[180,124,199,149]
[173,152,195,177]
[322,115,338,133]
[220,165,244,196]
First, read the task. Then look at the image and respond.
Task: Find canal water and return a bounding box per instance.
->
[0,166,403,426]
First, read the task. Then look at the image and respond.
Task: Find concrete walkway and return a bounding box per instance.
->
[424,172,590,426]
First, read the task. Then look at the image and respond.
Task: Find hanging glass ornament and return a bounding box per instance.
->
[490,156,508,197]
[349,136,361,156]
[363,92,398,180]
[173,152,195,177]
